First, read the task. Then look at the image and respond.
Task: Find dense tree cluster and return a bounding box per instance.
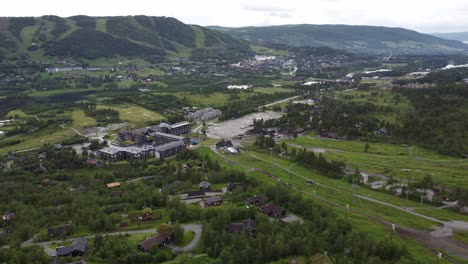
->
[394,84,468,156]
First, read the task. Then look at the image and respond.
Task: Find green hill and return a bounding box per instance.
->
[0,16,252,63]
[209,24,468,55]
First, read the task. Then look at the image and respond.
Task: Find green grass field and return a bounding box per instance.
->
[289,136,468,188]
[95,104,164,127]
[70,109,97,129]
[0,126,75,154]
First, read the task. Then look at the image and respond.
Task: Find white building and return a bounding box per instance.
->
[227,85,252,90]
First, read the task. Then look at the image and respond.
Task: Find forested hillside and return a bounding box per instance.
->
[0,16,252,63]
[210,24,468,55]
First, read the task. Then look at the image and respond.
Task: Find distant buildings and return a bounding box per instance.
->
[227,85,252,90]
[157,121,191,135]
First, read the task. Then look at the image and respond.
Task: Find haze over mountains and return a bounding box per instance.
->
[432,32,468,44]
[210,24,468,55]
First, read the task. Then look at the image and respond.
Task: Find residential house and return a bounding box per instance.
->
[259,203,286,218]
[199,181,211,191]
[228,218,256,234]
[227,182,247,192]
[319,130,339,139]
[48,224,71,237]
[137,232,174,252]
[204,196,222,207]
[56,237,88,257]
[130,211,161,222]
[246,195,264,205]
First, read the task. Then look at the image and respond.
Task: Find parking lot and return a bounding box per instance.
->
[206,111,283,139]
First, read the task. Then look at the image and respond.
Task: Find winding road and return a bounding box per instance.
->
[21,224,203,257]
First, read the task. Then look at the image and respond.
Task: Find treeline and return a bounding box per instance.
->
[394,84,468,156]
[80,104,120,125]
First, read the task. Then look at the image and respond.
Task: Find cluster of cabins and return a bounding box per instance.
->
[98,122,191,162]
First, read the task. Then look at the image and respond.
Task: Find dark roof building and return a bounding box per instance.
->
[246,195,264,205]
[48,224,71,237]
[215,139,233,149]
[228,218,256,234]
[259,203,286,218]
[227,182,247,192]
[204,196,222,207]
[56,237,88,257]
[137,232,174,252]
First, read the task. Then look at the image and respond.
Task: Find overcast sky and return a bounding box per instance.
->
[2,0,467,33]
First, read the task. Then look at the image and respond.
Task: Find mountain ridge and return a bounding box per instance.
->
[0,15,252,63]
[208,24,468,55]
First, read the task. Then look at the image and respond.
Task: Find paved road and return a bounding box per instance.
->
[259,96,300,110]
[167,224,203,252]
[22,224,203,256]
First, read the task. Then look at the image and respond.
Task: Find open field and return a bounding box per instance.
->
[96,104,164,127]
[0,126,74,154]
[338,89,412,124]
[70,109,97,129]
[339,89,411,110]
[289,136,468,188]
